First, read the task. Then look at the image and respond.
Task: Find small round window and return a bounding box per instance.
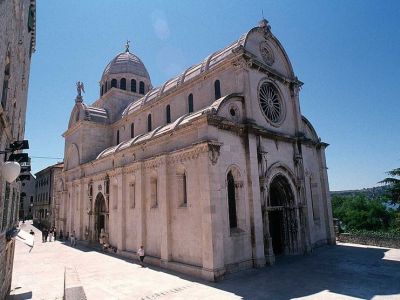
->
[259,82,284,125]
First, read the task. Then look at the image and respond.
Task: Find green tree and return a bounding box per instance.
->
[332,194,395,231]
[379,167,400,207]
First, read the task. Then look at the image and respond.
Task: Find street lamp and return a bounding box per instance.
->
[1,161,21,182]
[0,139,29,183]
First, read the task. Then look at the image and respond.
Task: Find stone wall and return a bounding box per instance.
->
[337,233,400,249]
[0,0,35,298]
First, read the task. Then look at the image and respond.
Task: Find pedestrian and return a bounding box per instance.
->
[66,231,69,241]
[59,229,64,240]
[53,228,57,241]
[42,228,48,243]
[137,245,145,267]
[70,230,76,247]
[49,228,53,242]
[29,229,34,235]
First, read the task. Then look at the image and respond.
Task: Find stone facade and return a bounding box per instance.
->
[19,172,36,220]
[33,162,63,228]
[0,0,36,297]
[57,19,335,281]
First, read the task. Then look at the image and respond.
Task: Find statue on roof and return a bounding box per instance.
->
[76,81,85,97]
[125,40,130,52]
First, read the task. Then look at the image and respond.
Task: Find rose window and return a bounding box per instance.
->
[259,83,283,124]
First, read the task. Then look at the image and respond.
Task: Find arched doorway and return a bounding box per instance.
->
[94,193,107,241]
[267,175,297,256]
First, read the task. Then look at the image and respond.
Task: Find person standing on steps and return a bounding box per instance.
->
[137,245,145,267]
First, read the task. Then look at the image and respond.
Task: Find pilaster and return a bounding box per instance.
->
[117,171,125,251]
[246,134,266,268]
[200,151,225,281]
[136,163,146,248]
[159,156,171,262]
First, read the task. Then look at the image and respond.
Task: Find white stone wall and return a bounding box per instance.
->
[59,20,334,281]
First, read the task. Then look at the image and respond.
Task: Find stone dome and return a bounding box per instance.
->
[101,50,150,82]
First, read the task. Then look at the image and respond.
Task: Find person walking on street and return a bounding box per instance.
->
[137,245,145,267]
[42,228,48,243]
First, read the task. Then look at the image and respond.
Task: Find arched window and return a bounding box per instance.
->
[227,171,237,228]
[139,81,145,94]
[214,80,221,100]
[104,81,108,93]
[130,123,134,138]
[188,94,194,113]
[131,79,137,92]
[111,79,117,88]
[116,130,120,144]
[101,85,104,96]
[147,114,152,132]
[166,105,171,123]
[120,78,126,90]
[1,53,10,109]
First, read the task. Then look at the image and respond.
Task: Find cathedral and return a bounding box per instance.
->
[55,19,335,281]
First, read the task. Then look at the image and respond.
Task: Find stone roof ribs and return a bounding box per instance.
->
[122,34,246,117]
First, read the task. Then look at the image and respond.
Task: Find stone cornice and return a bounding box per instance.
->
[240,50,303,87]
[62,120,109,138]
[62,140,215,185]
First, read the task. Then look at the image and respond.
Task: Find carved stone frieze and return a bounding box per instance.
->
[208,142,222,165]
[259,41,274,66]
[143,156,165,169]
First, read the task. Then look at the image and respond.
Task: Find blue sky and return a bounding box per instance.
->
[26,1,400,191]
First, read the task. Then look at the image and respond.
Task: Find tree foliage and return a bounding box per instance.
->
[332,194,396,231]
[379,167,400,207]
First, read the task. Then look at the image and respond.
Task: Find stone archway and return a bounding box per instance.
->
[94,192,108,241]
[266,175,298,256]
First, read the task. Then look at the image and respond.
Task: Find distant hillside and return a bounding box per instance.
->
[330,186,389,199]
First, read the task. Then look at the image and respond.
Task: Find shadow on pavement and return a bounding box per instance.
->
[6,291,32,300]
[63,242,400,300]
[207,244,400,300]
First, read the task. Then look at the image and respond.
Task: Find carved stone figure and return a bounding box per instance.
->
[76,81,85,97]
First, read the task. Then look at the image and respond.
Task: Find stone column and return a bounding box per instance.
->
[78,181,85,239]
[296,144,312,253]
[258,143,274,265]
[246,134,266,267]
[318,146,336,244]
[159,156,171,263]
[199,148,225,281]
[67,182,73,233]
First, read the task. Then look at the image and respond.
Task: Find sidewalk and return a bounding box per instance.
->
[8,222,400,299]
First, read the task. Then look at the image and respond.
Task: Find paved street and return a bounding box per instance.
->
[8,222,400,300]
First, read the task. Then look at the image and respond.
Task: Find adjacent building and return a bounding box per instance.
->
[57,19,334,281]
[19,172,36,220]
[33,162,63,228]
[0,0,36,297]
